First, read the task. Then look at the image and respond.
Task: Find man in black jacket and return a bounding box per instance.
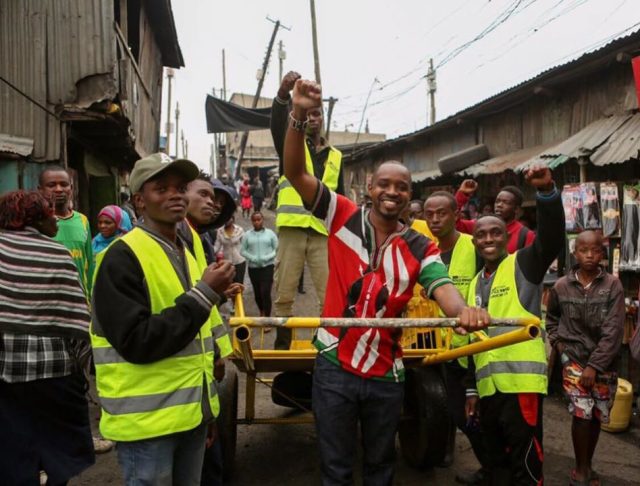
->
[270,71,346,350]
[93,154,236,484]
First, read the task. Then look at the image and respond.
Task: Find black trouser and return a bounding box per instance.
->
[252,197,264,212]
[248,265,274,316]
[444,362,489,469]
[479,392,544,486]
[234,262,246,285]
[200,434,223,486]
[0,374,94,485]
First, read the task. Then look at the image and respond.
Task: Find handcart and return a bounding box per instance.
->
[216,294,541,477]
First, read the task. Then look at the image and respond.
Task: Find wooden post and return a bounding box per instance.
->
[309,0,322,85]
[234,20,281,179]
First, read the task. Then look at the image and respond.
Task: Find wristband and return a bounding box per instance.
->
[289,112,309,132]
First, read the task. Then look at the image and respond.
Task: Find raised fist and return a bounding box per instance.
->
[459,179,478,195]
[278,71,301,99]
[291,79,322,117]
[525,165,554,192]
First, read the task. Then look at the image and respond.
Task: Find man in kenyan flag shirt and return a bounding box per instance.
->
[282,78,490,486]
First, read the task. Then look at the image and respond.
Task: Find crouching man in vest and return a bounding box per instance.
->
[91,153,236,485]
[464,166,565,486]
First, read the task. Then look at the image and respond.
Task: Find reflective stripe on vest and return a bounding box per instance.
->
[90,227,219,442]
[466,253,547,398]
[189,224,233,358]
[276,143,342,234]
[93,336,215,365]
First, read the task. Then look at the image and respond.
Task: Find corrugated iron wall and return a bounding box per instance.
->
[0,0,116,161]
[0,1,59,161]
[47,0,117,106]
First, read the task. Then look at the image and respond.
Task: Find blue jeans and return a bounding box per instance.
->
[117,423,207,486]
[312,356,404,486]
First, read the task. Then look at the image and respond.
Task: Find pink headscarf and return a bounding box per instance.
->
[98,205,132,234]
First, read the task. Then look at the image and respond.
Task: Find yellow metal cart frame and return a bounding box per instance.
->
[218,293,541,476]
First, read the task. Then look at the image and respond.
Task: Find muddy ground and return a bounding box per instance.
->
[71,209,640,485]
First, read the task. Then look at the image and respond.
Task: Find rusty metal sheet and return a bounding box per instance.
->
[412,168,442,182]
[458,143,555,177]
[517,115,632,171]
[47,0,117,106]
[0,0,59,161]
[0,134,34,157]
[591,113,640,165]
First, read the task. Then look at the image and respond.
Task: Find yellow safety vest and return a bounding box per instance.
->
[91,228,220,442]
[188,225,233,358]
[276,142,342,235]
[445,233,478,367]
[466,253,547,398]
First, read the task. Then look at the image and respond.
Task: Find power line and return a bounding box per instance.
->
[436,0,536,69]
[470,0,591,71]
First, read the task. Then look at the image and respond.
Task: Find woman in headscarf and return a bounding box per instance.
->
[0,190,94,484]
[92,204,133,255]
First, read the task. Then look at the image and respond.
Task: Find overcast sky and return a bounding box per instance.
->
[166,0,640,171]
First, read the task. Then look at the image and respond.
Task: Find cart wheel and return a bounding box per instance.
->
[398,365,451,469]
[217,365,238,480]
[271,371,313,409]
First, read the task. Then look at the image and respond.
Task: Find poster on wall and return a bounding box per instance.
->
[600,182,621,237]
[562,184,583,232]
[620,183,640,272]
[566,234,578,269]
[579,182,601,230]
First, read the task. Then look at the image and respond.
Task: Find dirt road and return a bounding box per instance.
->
[72,209,640,485]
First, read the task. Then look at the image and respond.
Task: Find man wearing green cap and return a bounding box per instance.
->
[91,153,236,484]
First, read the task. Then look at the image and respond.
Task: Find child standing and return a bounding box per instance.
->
[241,212,277,317]
[546,230,625,486]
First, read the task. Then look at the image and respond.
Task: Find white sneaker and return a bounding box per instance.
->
[93,436,115,453]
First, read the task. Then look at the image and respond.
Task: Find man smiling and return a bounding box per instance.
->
[455,180,535,253]
[464,166,564,486]
[283,79,490,485]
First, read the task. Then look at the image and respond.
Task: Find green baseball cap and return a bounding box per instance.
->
[129,153,200,193]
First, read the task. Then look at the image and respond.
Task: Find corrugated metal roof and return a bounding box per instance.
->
[347,28,640,163]
[0,134,34,156]
[458,143,555,177]
[591,112,640,165]
[412,168,441,182]
[517,114,633,170]
[144,0,184,68]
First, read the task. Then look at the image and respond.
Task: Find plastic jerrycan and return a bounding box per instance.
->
[602,378,633,433]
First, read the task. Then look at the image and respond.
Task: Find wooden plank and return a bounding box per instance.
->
[113,20,151,98]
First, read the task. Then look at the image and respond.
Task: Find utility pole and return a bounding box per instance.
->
[309,0,322,85]
[427,58,437,125]
[278,40,286,82]
[181,130,186,160]
[324,97,338,142]
[210,143,217,178]
[353,78,379,153]
[174,101,180,158]
[234,17,290,180]
[165,68,174,155]
[222,49,227,101]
